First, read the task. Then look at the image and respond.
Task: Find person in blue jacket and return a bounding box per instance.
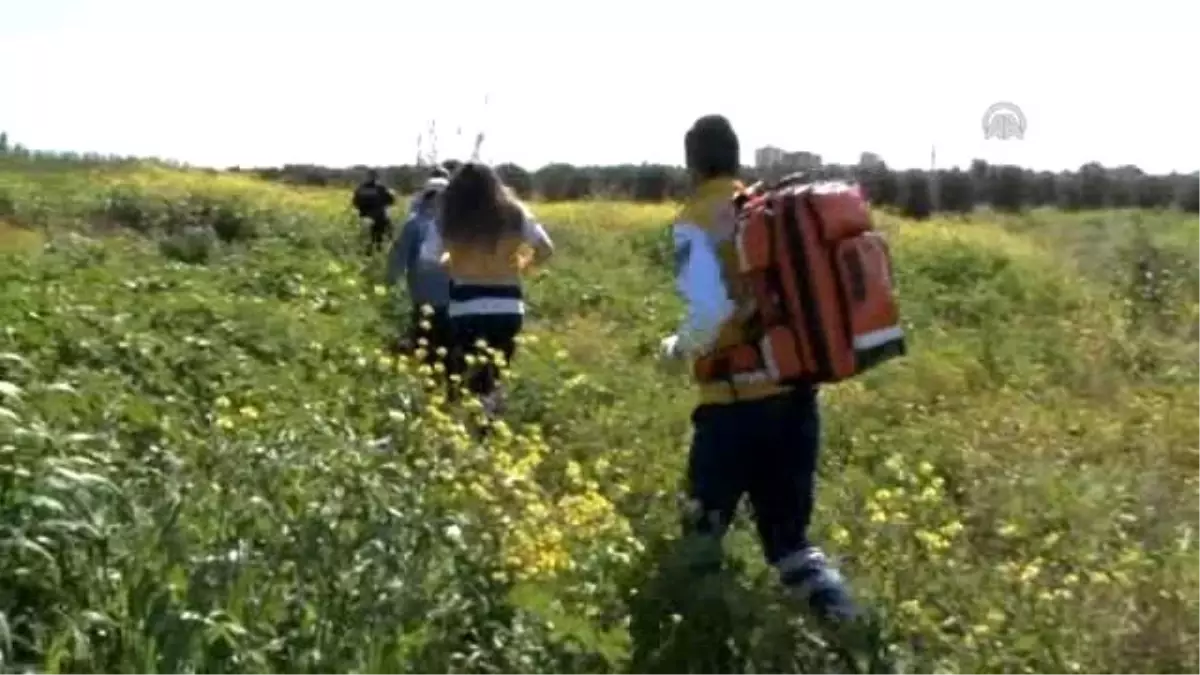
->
[386,175,452,365]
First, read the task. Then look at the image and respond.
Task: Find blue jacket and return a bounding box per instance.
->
[386,208,451,308]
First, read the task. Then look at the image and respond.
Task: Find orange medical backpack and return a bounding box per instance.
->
[693,174,906,386]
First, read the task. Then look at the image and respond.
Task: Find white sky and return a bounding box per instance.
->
[1,0,1197,173]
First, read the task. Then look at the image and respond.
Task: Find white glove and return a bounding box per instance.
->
[659,334,683,361]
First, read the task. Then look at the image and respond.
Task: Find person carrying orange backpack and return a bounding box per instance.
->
[658,114,882,623]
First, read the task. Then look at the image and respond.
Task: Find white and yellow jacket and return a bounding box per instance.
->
[668,177,792,406]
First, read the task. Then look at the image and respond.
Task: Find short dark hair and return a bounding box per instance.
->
[429,166,450,179]
[439,159,463,174]
[684,115,740,180]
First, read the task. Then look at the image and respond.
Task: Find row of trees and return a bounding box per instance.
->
[2,130,1195,216]
[244,159,1200,216]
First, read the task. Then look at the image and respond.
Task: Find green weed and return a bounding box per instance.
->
[0,159,1195,673]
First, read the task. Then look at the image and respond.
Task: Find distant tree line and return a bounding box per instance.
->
[1,130,1195,215]
[0,132,153,169]
[241,158,1200,216]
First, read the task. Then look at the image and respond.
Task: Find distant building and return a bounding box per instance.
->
[754,146,786,169]
[782,151,822,170]
[755,146,822,173]
[858,152,884,168]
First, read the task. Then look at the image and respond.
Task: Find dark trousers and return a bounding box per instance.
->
[446,282,525,399]
[685,386,822,566]
[448,313,523,398]
[366,213,392,252]
[405,305,452,366]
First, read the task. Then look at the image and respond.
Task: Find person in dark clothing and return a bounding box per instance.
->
[352,169,397,253]
[386,176,452,365]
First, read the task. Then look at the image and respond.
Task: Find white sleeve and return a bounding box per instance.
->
[672,222,735,357]
[520,213,552,248]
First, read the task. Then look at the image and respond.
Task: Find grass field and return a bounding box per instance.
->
[0,157,1197,673]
